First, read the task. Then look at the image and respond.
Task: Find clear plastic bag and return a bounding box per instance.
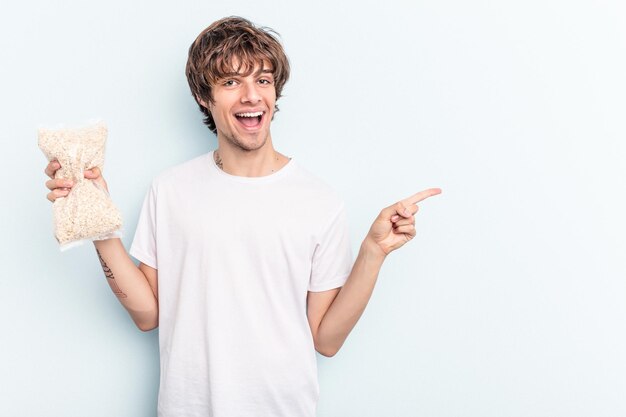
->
[38,120,123,251]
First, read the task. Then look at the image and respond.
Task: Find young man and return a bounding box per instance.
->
[44,16,440,417]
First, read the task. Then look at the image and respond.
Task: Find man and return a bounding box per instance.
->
[44,16,441,417]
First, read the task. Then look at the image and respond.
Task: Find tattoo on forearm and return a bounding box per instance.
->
[214,150,223,170]
[96,249,127,298]
[97,249,114,279]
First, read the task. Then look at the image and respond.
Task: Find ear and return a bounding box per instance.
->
[196,95,210,110]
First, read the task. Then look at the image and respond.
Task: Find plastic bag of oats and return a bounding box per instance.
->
[38,121,123,251]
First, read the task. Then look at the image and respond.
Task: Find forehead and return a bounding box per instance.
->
[216,56,273,78]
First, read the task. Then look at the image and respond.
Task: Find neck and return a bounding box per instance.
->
[214,140,290,177]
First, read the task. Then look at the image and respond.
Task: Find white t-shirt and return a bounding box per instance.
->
[130,151,353,417]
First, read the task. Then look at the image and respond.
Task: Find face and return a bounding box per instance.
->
[205,62,276,152]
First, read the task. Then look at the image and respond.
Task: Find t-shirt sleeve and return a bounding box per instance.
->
[308,203,353,292]
[129,183,158,269]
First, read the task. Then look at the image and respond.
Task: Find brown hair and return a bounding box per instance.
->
[185,16,291,133]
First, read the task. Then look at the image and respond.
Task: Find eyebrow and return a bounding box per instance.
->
[220,68,273,80]
[255,68,274,76]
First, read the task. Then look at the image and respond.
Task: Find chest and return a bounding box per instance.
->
[158,183,321,260]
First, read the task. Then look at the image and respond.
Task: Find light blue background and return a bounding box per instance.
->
[2,1,625,416]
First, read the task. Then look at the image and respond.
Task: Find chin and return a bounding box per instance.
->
[227,132,269,152]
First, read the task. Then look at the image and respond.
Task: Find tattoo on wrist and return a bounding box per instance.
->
[96,249,127,298]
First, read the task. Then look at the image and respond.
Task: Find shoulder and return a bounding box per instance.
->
[292,159,341,191]
[286,159,346,213]
[149,152,211,192]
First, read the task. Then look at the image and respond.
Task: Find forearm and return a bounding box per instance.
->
[93,238,158,331]
[316,239,386,356]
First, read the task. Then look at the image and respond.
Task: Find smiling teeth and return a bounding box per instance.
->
[236,111,263,117]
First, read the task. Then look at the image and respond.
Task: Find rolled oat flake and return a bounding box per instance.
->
[38,121,123,251]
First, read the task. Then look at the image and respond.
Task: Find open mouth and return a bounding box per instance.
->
[235,111,264,129]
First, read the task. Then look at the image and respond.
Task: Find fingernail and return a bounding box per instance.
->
[403,208,410,216]
[65,181,73,187]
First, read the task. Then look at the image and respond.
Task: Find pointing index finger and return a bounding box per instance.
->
[403,188,442,206]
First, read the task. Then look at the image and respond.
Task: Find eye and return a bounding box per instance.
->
[223,79,237,87]
[258,78,273,85]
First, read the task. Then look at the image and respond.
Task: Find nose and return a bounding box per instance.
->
[240,80,261,104]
